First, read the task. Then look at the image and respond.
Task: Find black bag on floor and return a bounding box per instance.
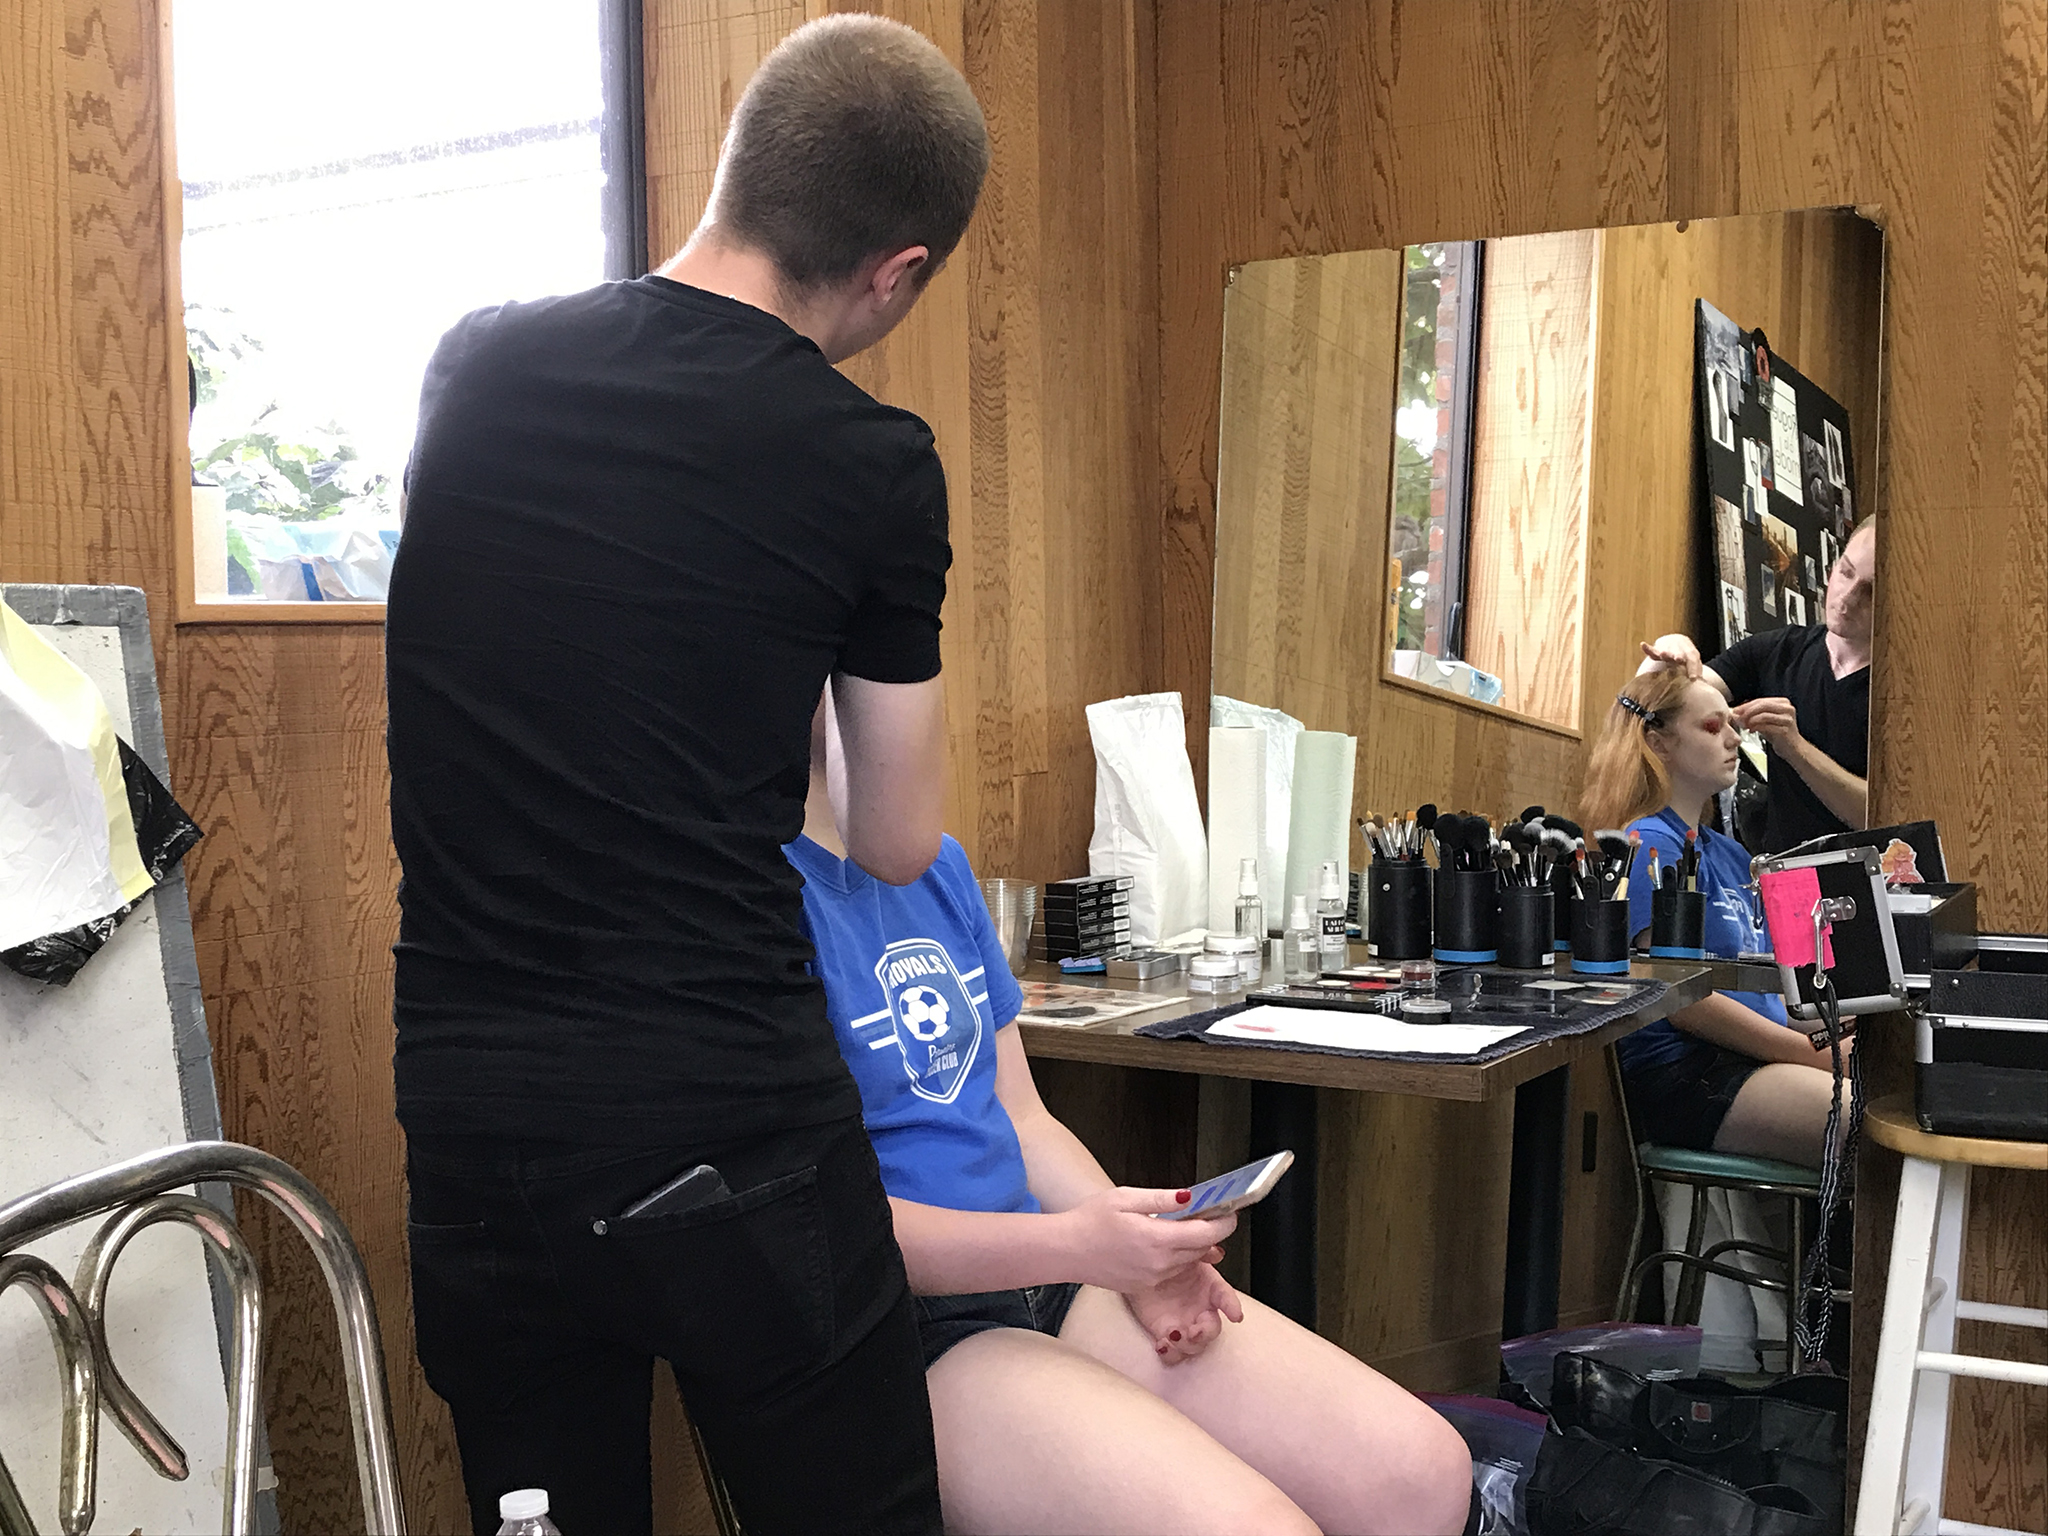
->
[1548,1355,1845,1530]
[1528,1429,1830,1536]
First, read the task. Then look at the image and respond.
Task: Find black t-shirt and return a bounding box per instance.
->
[386,277,951,1145]
[1710,624,1868,855]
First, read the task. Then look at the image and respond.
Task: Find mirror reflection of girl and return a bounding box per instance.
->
[788,693,1472,1536]
[1581,674,1845,1166]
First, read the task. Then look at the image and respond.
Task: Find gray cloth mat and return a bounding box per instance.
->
[1133,969,1670,1066]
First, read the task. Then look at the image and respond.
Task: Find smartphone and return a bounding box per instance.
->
[1153,1150,1294,1221]
[620,1163,731,1220]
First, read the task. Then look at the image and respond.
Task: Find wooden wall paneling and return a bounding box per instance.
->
[1157,3,2047,1526]
[1463,229,1596,727]
[1211,250,1403,738]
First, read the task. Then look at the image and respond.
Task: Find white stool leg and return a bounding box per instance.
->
[1856,1155,1944,1536]
[1899,1162,1969,1533]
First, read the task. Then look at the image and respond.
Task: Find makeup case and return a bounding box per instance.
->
[1917,936,2048,1142]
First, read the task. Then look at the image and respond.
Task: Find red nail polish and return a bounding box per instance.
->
[1169,1330,1182,1342]
[1175,1190,1191,1204]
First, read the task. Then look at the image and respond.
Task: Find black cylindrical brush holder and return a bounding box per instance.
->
[1571,898,1632,975]
[1497,885,1554,969]
[1551,861,1575,952]
[1433,868,1499,964]
[1368,860,1432,961]
[1649,888,1707,959]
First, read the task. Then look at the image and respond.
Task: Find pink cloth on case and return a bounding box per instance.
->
[1759,866,1836,968]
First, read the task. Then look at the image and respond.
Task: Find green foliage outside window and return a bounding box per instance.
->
[186,305,394,524]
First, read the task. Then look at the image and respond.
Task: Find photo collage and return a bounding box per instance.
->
[1695,299,1856,652]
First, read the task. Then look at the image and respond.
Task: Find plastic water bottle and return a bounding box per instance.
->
[1233,857,1265,943]
[1284,894,1319,983]
[1317,859,1349,974]
[496,1489,562,1536]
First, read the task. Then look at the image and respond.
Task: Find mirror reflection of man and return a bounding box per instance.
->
[1638,519,1875,854]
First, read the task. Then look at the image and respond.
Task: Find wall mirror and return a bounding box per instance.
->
[1210,209,1882,827]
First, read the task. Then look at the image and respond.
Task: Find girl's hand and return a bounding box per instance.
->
[1126,1262,1243,1366]
[1056,1186,1235,1294]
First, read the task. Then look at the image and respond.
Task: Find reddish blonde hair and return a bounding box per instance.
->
[1579,670,1699,831]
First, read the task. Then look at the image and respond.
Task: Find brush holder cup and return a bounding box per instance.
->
[1368,860,1432,962]
[1433,869,1500,964]
[1497,886,1555,969]
[1571,898,1633,975]
[1648,888,1707,959]
[1551,861,1576,953]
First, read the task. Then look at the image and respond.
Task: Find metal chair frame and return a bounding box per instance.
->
[0,1141,404,1536]
[1608,1045,1820,1326]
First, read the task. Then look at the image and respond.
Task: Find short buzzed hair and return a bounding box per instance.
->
[712,15,989,292]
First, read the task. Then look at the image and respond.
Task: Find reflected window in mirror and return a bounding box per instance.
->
[1386,232,1596,728]
[1389,242,1481,662]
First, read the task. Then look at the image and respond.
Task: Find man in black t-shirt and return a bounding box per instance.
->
[386,18,986,1535]
[1639,520,1875,852]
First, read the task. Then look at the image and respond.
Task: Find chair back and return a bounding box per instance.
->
[0,1142,405,1536]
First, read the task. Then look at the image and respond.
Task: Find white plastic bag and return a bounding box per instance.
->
[1086,692,1208,946]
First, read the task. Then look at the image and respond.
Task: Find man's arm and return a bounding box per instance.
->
[1729,697,1869,828]
[827,672,945,885]
[1637,633,1731,700]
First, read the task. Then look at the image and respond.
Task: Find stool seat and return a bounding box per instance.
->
[1637,1143,1822,1190]
[1864,1095,2048,1171]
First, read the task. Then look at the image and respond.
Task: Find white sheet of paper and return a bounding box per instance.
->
[1770,378,1804,505]
[1206,1005,1529,1055]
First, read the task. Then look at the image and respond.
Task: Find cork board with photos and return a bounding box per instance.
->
[1695,298,1857,650]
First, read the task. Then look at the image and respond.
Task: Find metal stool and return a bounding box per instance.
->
[1610,1046,1825,1323]
[1854,1096,2047,1536]
[0,1141,404,1536]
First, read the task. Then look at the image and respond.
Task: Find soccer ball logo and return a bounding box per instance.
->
[899,986,951,1041]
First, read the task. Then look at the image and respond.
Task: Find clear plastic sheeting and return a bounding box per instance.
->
[226,512,400,601]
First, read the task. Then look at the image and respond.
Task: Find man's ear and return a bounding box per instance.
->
[868,244,931,307]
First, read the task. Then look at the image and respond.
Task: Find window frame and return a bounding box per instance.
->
[166,0,647,625]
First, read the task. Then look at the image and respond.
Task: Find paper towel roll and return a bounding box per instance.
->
[1210,695,1303,924]
[1283,730,1357,915]
[1206,726,1267,936]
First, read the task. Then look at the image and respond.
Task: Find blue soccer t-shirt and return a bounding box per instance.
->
[1617,807,1790,1073]
[787,833,1036,1214]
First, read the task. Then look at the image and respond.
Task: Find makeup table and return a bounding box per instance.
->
[1015,953,1718,1359]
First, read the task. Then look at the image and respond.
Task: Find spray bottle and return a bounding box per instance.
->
[1234,857,1265,943]
[1284,894,1319,983]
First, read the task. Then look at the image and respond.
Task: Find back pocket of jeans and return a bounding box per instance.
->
[605,1166,833,1394]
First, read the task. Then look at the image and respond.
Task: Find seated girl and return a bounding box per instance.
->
[1582,672,1845,1167]
[788,700,1471,1536]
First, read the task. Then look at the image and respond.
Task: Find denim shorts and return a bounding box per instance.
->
[1623,1039,1764,1150]
[912,1282,1082,1367]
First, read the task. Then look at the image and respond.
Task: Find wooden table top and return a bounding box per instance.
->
[1015,952,1717,1102]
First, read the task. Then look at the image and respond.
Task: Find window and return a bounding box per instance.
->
[172,0,645,616]
[1387,241,1482,661]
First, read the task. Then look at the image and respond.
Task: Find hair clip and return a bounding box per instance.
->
[1617,694,1664,730]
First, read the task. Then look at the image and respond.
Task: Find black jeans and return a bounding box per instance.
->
[405,1115,940,1535]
